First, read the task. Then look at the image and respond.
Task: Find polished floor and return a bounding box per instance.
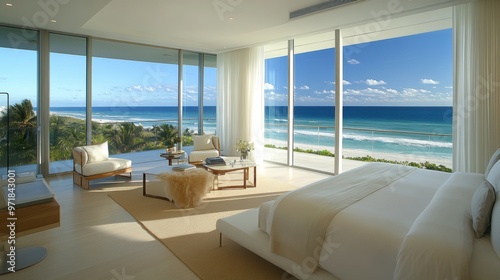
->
[1,158,344,280]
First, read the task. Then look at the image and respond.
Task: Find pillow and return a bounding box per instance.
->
[158,169,213,208]
[83,142,109,163]
[193,135,216,151]
[471,181,496,238]
[486,148,500,176]
[486,160,500,191]
[490,189,500,258]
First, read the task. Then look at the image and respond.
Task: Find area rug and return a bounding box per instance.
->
[108,177,299,280]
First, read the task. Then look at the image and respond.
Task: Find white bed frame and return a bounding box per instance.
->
[217,208,338,280]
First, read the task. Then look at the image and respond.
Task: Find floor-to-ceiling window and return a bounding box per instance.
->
[49,33,87,174]
[0,24,215,176]
[0,26,39,175]
[342,29,453,170]
[181,53,217,148]
[293,45,335,173]
[264,16,452,173]
[264,41,289,165]
[203,54,217,135]
[182,51,200,147]
[92,39,179,156]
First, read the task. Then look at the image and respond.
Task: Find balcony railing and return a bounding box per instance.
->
[0,118,215,174]
[264,123,453,168]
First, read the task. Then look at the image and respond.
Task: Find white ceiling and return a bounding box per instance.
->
[0,0,459,54]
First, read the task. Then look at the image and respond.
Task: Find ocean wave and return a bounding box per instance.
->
[294,130,335,138]
[266,128,452,149]
[343,133,452,149]
[50,111,86,119]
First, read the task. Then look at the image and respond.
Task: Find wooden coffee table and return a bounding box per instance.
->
[204,158,256,189]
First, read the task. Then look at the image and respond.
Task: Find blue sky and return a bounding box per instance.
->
[0,47,217,107]
[1,29,452,108]
[265,29,453,106]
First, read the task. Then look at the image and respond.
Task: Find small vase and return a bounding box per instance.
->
[240,151,248,160]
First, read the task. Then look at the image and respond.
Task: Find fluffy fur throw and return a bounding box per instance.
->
[158,168,213,208]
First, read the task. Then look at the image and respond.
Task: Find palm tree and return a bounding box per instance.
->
[111,122,145,153]
[9,99,37,128]
[154,124,180,148]
[0,99,38,165]
[57,122,86,158]
[2,99,37,142]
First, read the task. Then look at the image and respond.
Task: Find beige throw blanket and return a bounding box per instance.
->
[269,163,416,272]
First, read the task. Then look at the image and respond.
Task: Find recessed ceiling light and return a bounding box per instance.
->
[51,19,57,23]
[6,3,13,7]
[228,17,234,20]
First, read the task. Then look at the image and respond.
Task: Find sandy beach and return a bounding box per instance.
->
[265,139,452,168]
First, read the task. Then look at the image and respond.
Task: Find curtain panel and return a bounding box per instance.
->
[453,0,500,172]
[216,46,265,163]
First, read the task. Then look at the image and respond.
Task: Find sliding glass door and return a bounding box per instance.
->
[264,41,289,165]
[92,39,179,155]
[293,46,335,173]
[49,33,87,173]
[0,26,39,175]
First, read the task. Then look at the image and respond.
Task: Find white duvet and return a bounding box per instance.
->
[258,163,491,279]
[263,163,415,272]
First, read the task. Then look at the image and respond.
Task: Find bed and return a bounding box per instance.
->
[216,160,500,280]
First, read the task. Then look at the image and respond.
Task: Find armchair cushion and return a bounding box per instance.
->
[189,135,220,164]
[189,150,220,163]
[75,158,131,177]
[193,135,216,151]
[83,141,109,163]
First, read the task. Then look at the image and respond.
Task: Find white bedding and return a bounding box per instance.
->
[394,172,479,280]
[315,165,451,279]
[265,163,415,272]
[248,163,500,279]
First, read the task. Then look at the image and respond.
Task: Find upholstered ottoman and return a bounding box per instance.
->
[143,166,213,208]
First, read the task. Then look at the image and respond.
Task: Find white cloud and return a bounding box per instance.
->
[315,89,335,94]
[421,78,439,85]
[402,88,431,95]
[264,83,275,90]
[328,80,352,85]
[299,85,310,90]
[144,86,155,92]
[365,79,387,86]
[340,86,452,105]
[347,59,360,65]
[364,87,387,95]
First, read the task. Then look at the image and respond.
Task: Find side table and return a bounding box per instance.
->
[160,150,186,165]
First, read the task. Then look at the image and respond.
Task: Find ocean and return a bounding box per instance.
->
[50,106,218,135]
[266,106,452,161]
[50,106,453,161]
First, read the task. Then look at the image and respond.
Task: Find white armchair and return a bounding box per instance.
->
[188,135,220,165]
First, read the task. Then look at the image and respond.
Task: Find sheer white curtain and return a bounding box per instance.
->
[453,0,500,172]
[216,46,265,163]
